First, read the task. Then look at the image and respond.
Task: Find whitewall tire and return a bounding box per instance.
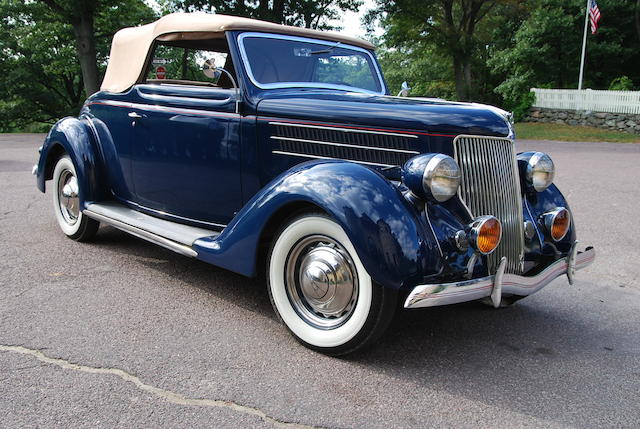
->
[267,212,396,355]
[52,156,99,241]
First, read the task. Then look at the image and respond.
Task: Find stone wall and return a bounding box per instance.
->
[524,108,640,134]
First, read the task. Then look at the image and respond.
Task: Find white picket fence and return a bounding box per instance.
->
[531,88,640,114]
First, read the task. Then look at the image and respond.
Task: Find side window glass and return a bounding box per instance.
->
[145,43,232,87]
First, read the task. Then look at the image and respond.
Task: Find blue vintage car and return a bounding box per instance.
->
[34,13,595,355]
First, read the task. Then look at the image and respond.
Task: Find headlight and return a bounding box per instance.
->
[518,152,555,192]
[402,154,461,202]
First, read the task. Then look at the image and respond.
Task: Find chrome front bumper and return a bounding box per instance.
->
[404,241,595,309]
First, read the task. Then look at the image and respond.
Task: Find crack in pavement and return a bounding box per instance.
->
[0,344,323,429]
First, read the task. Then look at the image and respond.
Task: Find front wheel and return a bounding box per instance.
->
[52,155,99,241]
[267,213,396,356]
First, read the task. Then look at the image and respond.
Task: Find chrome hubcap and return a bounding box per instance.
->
[58,170,79,225]
[285,235,358,329]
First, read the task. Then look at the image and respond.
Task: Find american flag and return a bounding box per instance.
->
[589,0,601,34]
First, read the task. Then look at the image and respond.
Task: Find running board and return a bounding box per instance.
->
[83,202,221,258]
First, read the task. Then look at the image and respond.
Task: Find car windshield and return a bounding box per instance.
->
[239,34,384,94]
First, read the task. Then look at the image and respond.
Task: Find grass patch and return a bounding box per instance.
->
[515,122,640,143]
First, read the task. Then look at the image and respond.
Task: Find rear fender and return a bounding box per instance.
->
[37,116,108,208]
[194,161,443,289]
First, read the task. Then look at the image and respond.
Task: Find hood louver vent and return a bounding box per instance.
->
[270,122,419,168]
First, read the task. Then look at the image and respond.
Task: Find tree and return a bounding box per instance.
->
[37,0,102,96]
[0,0,155,131]
[160,0,362,30]
[636,0,640,43]
[368,0,515,101]
[0,2,79,130]
[489,0,640,112]
[375,41,455,98]
[36,0,157,96]
[489,4,578,108]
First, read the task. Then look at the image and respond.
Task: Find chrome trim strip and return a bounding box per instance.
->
[272,150,396,168]
[423,206,444,258]
[83,210,198,258]
[270,135,420,154]
[268,121,419,138]
[404,244,595,309]
[124,199,227,229]
[523,198,543,243]
[237,32,386,95]
[88,100,239,119]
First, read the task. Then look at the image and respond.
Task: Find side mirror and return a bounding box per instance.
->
[397,81,411,97]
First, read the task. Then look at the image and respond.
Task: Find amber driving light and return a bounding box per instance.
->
[469,215,502,255]
[543,207,571,241]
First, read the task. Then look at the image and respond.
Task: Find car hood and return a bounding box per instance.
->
[255,90,512,138]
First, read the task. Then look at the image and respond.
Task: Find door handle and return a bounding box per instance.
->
[128,112,144,119]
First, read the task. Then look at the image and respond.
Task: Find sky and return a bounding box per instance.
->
[331,0,377,38]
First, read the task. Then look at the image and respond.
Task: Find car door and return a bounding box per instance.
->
[129,84,241,227]
[128,43,242,227]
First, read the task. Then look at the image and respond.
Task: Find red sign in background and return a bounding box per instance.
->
[155,66,166,79]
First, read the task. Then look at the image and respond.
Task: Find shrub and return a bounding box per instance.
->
[608,76,634,91]
[511,92,536,122]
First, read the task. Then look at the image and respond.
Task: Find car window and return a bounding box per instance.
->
[144,43,234,88]
[314,54,379,92]
[239,34,383,94]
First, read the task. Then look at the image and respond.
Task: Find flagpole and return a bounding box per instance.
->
[578,0,590,90]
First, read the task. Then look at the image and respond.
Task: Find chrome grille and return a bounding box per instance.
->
[270,122,419,168]
[454,135,524,274]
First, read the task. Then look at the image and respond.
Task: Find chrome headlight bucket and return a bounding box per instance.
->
[518,152,555,192]
[402,154,461,202]
[468,215,502,255]
[542,207,571,241]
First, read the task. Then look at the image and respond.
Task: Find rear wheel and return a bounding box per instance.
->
[267,213,396,356]
[52,156,99,241]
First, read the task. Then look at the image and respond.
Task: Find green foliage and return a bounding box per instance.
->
[489,0,640,110]
[0,0,156,132]
[377,44,455,98]
[2,0,639,131]
[608,76,634,91]
[368,0,529,101]
[373,0,639,111]
[489,2,579,110]
[159,0,362,30]
[511,91,536,122]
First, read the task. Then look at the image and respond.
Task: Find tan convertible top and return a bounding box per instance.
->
[100,12,375,93]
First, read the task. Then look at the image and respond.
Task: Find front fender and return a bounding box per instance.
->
[524,183,577,256]
[37,116,107,207]
[194,161,443,289]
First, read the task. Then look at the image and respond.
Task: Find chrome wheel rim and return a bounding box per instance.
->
[57,169,79,225]
[285,234,359,329]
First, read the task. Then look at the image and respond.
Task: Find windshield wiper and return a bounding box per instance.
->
[310,42,341,55]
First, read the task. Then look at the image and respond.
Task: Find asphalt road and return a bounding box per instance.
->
[1,133,639,428]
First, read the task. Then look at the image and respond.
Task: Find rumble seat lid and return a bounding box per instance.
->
[101,12,375,94]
